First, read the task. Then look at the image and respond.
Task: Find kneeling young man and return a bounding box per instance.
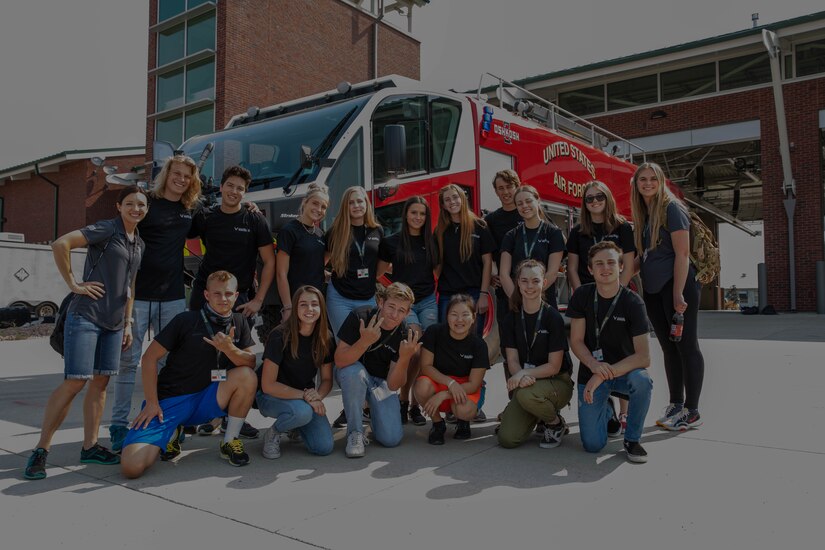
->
[334,283,420,458]
[121,271,258,478]
[566,242,653,463]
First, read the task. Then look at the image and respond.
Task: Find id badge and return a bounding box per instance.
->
[211,369,227,382]
[371,382,394,402]
[592,349,604,362]
[523,363,536,370]
[357,268,370,279]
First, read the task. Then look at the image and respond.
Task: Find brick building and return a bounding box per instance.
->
[146,0,423,159]
[508,11,825,311]
[0,148,145,243]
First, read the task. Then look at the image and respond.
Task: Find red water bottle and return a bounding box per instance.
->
[669,312,684,342]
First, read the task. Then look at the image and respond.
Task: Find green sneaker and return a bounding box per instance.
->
[219,438,250,467]
[24,448,48,480]
[160,426,184,461]
[80,443,120,465]
[109,424,129,453]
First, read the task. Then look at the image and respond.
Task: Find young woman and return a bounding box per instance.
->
[497,260,573,449]
[499,185,566,310]
[414,295,489,444]
[378,196,439,426]
[276,183,330,321]
[25,186,148,480]
[257,285,335,458]
[435,184,495,333]
[325,186,383,335]
[631,162,705,431]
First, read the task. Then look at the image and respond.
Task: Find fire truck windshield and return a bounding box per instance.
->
[179,95,369,192]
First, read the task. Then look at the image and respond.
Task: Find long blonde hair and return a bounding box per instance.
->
[630,162,687,255]
[580,180,625,236]
[436,184,483,263]
[151,155,201,210]
[328,186,379,277]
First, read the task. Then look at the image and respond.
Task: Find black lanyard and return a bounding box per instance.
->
[353,226,367,267]
[200,310,232,367]
[520,303,545,355]
[522,221,544,259]
[593,287,623,349]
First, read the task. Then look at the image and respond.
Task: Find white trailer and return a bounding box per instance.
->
[0,238,86,318]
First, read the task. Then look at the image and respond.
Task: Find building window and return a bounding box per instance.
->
[158,24,185,67]
[719,53,771,90]
[157,114,184,148]
[185,58,215,103]
[607,75,658,111]
[184,105,214,140]
[157,68,185,112]
[156,8,214,67]
[795,38,825,78]
[158,0,186,22]
[187,12,216,55]
[559,84,605,116]
[661,62,716,100]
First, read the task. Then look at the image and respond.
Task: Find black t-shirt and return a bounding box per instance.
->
[337,306,405,379]
[567,221,636,286]
[421,323,489,377]
[261,327,335,390]
[500,303,571,375]
[438,220,496,294]
[135,197,193,301]
[190,206,273,292]
[565,284,650,385]
[277,219,327,295]
[378,233,437,301]
[500,222,566,306]
[484,207,523,265]
[154,310,254,400]
[327,225,384,300]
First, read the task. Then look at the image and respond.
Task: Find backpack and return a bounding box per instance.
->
[685,212,720,286]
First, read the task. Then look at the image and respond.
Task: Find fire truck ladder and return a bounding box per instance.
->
[476,73,646,163]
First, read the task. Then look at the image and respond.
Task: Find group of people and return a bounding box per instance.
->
[23,155,706,480]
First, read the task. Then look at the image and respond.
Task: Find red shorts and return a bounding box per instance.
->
[417,375,480,412]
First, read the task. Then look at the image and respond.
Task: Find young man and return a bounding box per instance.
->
[566,241,653,463]
[109,155,201,452]
[334,283,421,458]
[120,271,258,478]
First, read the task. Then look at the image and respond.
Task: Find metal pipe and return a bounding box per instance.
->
[34,163,59,241]
[816,261,825,314]
[373,0,384,79]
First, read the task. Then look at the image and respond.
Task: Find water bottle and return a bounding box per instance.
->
[669,312,684,342]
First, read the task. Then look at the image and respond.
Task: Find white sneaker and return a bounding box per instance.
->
[261,426,281,459]
[345,431,368,458]
[656,403,684,427]
[539,417,567,449]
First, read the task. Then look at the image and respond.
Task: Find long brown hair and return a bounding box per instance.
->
[399,196,438,265]
[436,184,484,263]
[278,285,331,365]
[509,259,546,312]
[513,185,555,225]
[630,162,687,255]
[151,155,201,210]
[328,186,379,277]
[579,180,625,236]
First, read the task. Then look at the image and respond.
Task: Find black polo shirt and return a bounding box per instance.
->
[500,303,571,375]
[337,306,406,379]
[378,233,437,301]
[438,220,496,294]
[261,327,335,390]
[327,225,384,300]
[421,323,489,377]
[135,197,192,301]
[277,219,327,295]
[500,222,566,307]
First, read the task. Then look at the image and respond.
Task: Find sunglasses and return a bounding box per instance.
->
[585,193,607,204]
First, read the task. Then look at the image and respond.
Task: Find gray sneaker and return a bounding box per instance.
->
[656,403,684,427]
[539,417,567,449]
[345,431,368,458]
[261,426,281,459]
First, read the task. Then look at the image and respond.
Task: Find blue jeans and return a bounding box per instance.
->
[578,369,653,451]
[256,392,334,456]
[63,312,123,380]
[111,298,187,427]
[404,292,438,330]
[335,361,403,447]
[438,289,486,338]
[326,283,377,339]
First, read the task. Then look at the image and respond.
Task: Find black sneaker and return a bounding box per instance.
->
[409,404,427,426]
[624,440,648,463]
[444,412,457,424]
[454,419,472,440]
[220,418,260,439]
[362,408,371,422]
[24,448,48,480]
[400,401,410,425]
[219,438,250,467]
[183,425,197,435]
[333,409,347,428]
[607,398,622,438]
[197,422,219,436]
[160,426,184,461]
[428,420,446,445]
[535,419,546,434]
[472,409,487,423]
[80,443,120,465]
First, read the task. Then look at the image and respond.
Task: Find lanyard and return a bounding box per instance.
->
[520,303,545,354]
[353,226,367,267]
[593,287,623,349]
[200,310,231,367]
[522,221,544,259]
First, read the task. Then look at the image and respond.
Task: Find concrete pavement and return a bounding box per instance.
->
[1,311,823,549]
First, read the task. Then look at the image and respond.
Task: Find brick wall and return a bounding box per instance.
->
[589,78,825,311]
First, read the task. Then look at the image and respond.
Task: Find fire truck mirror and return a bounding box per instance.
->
[384,124,407,174]
[300,145,313,168]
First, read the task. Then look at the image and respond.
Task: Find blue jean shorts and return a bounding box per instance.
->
[404,292,438,330]
[63,312,123,380]
[122,382,226,450]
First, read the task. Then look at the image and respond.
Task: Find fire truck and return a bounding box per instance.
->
[167,74,646,340]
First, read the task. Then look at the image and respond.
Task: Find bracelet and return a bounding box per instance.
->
[448,379,456,388]
[281,306,292,313]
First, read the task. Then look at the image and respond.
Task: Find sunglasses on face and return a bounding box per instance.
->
[585,193,607,204]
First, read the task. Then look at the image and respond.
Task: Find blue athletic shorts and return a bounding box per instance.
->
[122,382,226,450]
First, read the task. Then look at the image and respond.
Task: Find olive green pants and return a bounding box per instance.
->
[497,372,574,449]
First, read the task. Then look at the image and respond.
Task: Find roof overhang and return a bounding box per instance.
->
[0,147,145,182]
